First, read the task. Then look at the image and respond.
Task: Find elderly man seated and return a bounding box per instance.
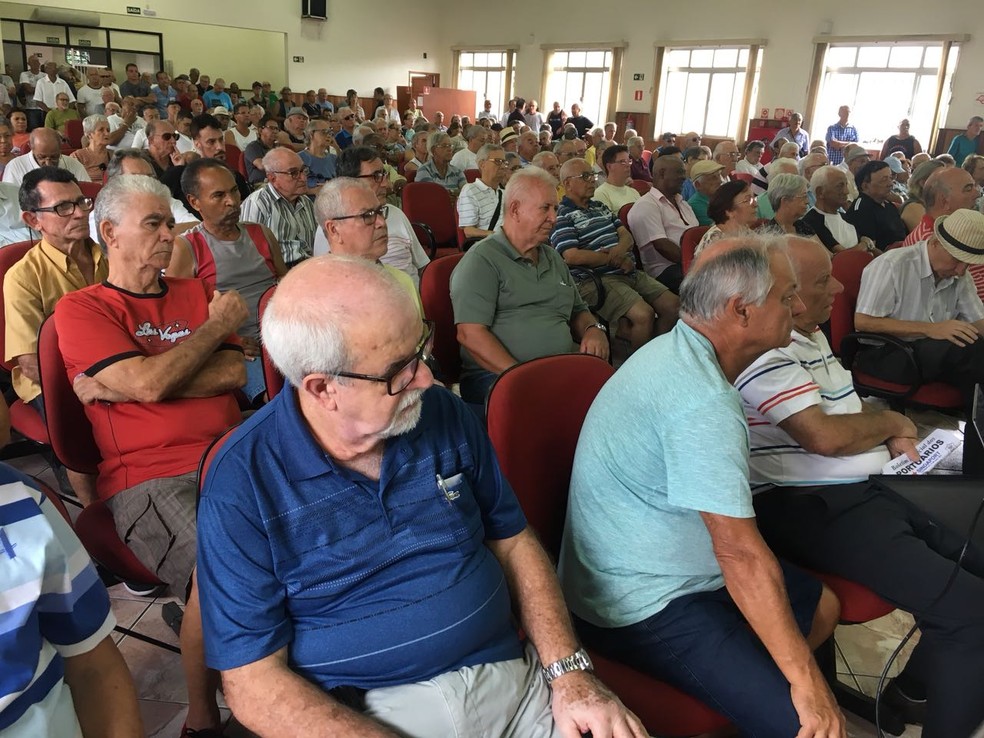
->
[450,124,487,171]
[559,236,843,738]
[240,147,318,268]
[196,254,645,738]
[552,157,678,352]
[592,145,640,214]
[854,208,984,411]
[844,160,908,250]
[800,165,876,253]
[55,174,249,738]
[451,168,609,404]
[415,130,466,195]
[456,143,508,240]
[711,139,740,175]
[737,236,984,737]
[626,136,651,183]
[688,160,727,226]
[901,166,979,246]
[2,128,90,185]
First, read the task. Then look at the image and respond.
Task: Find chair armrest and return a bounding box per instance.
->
[461,236,484,252]
[841,331,922,398]
[569,267,607,313]
[411,222,436,258]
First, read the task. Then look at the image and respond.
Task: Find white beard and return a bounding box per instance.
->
[379,389,425,438]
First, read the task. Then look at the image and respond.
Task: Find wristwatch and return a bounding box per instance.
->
[587,322,608,335]
[541,648,594,684]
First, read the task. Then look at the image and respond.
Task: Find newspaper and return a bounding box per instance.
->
[882,428,962,476]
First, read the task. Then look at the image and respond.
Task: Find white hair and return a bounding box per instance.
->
[767,173,809,211]
[82,114,108,135]
[503,167,556,210]
[94,174,170,231]
[809,165,844,194]
[314,177,374,230]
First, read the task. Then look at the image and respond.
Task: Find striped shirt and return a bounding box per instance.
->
[856,239,984,330]
[736,329,891,489]
[0,469,115,738]
[552,197,628,275]
[456,179,502,232]
[240,183,317,266]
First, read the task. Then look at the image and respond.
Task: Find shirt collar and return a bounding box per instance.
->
[38,238,103,272]
[490,230,543,262]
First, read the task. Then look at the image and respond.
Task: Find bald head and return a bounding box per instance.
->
[29,128,62,161]
[923,167,978,215]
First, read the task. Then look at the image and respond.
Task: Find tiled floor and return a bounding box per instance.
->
[11,404,965,738]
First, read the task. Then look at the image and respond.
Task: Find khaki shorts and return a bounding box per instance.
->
[578,271,670,324]
[106,471,198,601]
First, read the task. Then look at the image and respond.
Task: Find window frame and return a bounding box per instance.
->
[540,43,625,126]
[451,47,517,119]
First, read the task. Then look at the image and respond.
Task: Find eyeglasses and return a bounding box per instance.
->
[262,125,281,132]
[357,170,387,183]
[158,133,176,141]
[342,114,355,120]
[335,320,435,395]
[565,171,599,182]
[31,196,94,217]
[485,158,509,167]
[613,158,632,166]
[269,166,310,179]
[331,204,388,226]
[434,143,453,150]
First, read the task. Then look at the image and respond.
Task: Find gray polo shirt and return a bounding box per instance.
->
[450,230,588,380]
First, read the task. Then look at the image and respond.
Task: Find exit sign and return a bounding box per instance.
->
[46,36,59,44]
[126,6,141,14]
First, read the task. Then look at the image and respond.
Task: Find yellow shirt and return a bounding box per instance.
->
[584,146,596,168]
[383,263,424,319]
[4,238,107,401]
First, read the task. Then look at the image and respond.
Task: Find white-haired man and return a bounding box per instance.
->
[456,143,508,240]
[55,174,248,738]
[416,130,467,194]
[450,124,488,171]
[800,165,876,253]
[196,254,646,738]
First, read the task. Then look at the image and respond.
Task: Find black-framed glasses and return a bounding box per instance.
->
[269,166,310,179]
[335,320,435,395]
[31,196,94,217]
[357,170,387,183]
[158,133,176,141]
[331,204,388,225]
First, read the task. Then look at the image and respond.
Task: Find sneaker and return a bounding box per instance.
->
[122,579,163,597]
[881,678,927,725]
[179,725,224,738]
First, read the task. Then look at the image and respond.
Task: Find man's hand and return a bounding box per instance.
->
[789,672,846,738]
[73,374,131,404]
[886,436,920,462]
[241,336,261,359]
[927,319,980,346]
[579,327,610,361]
[550,671,648,738]
[209,289,249,333]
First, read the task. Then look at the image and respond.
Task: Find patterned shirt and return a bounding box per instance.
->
[415,160,466,193]
[825,122,859,165]
[552,197,628,275]
[240,183,317,265]
[456,179,502,231]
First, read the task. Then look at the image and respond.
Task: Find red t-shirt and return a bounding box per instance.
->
[55,277,242,501]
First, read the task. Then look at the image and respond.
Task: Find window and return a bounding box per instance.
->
[454,50,515,118]
[813,41,959,150]
[654,46,762,140]
[544,49,618,126]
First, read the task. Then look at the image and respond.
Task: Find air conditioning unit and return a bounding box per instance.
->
[302,0,327,20]
[32,8,102,27]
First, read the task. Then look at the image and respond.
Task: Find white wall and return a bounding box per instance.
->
[0,0,445,96]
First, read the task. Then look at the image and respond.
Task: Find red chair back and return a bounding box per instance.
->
[829,249,874,356]
[0,240,37,372]
[630,179,651,196]
[486,354,613,555]
[198,424,240,494]
[402,181,459,256]
[641,149,652,165]
[405,168,417,183]
[64,119,84,149]
[681,225,710,275]
[463,168,480,183]
[226,144,247,179]
[257,284,284,399]
[617,202,632,230]
[78,180,102,200]
[732,171,755,184]
[419,253,465,384]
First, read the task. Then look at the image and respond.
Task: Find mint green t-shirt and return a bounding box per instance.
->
[558,320,754,628]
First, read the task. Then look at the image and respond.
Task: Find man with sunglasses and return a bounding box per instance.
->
[335,106,357,150]
[196,254,646,738]
[313,146,429,287]
[2,127,90,185]
[415,131,466,195]
[55,173,248,738]
[241,147,317,267]
[4,167,105,505]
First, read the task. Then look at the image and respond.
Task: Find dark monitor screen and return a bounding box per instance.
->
[968,384,983,476]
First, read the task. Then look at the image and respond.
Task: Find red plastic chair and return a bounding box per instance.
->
[630,179,651,196]
[463,168,480,183]
[486,354,730,736]
[37,316,162,588]
[402,181,460,258]
[680,225,710,275]
[63,118,83,149]
[732,171,755,184]
[405,167,417,183]
[0,240,49,445]
[617,203,632,230]
[830,249,963,409]
[225,144,247,179]
[640,149,652,166]
[419,253,465,385]
[78,180,102,200]
[257,285,284,400]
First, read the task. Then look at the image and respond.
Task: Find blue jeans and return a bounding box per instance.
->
[243,357,267,404]
[573,560,821,737]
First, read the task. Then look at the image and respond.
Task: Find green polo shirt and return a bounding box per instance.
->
[450,230,588,381]
[688,191,712,226]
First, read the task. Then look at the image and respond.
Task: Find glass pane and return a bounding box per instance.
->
[714,48,738,68]
[691,49,713,67]
[584,73,605,123]
[909,74,939,145]
[459,70,473,91]
[667,49,690,67]
[108,30,159,53]
[738,48,749,66]
[855,72,914,144]
[825,46,857,68]
[567,51,586,68]
[857,46,890,68]
[924,45,942,68]
[585,50,606,68]
[731,71,748,136]
[3,43,22,72]
[2,21,21,43]
[69,28,107,49]
[888,46,924,68]
[459,52,474,67]
[23,24,65,45]
[705,73,735,136]
[816,72,859,127]
[659,71,688,135]
[565,73,584,109]
[682,72,710,133]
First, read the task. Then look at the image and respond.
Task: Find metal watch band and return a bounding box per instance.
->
[588,322,608,334]
[541,648,594,683]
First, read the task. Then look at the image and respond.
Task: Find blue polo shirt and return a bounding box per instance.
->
[552,196,624,275]
[197,385,527,689]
